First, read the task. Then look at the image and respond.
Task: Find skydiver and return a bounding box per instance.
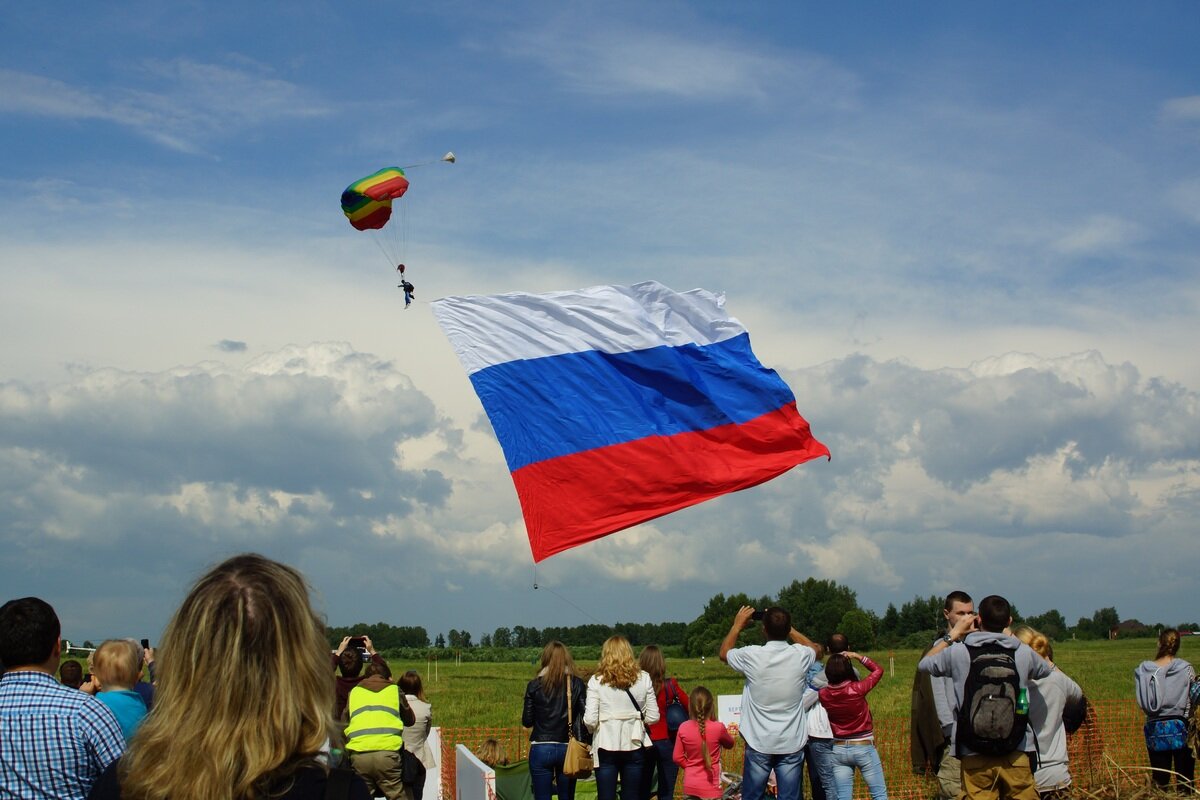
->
[400,279,415,308]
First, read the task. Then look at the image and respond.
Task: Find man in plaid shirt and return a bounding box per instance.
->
[1,596,126,800]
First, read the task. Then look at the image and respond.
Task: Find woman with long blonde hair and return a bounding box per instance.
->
[88,554,370,800]
[672,687,733,799]
[584,636,659,800]
[523,641,587,800]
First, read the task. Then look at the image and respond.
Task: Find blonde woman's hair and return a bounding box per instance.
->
[92,639,142,690]
[596,635,640,689]
[1012,623,1051,662]
[638,645,666,693]
[478,738,509,767]
[1157,628,1181,660]
[690,686,717,776]
[118,554,334,799]
[1012,626,1053,662]
[536,640,577,696]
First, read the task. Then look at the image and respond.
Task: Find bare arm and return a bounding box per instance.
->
[719,606,756,662]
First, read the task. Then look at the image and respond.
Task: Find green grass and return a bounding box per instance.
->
[387,637,1163,728]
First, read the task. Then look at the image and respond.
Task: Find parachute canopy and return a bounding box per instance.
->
[341,167,409,231]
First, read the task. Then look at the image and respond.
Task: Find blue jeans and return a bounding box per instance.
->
[830,742,887,800]
[742,745,805,800]
[530,742,575,800]
[805,738,835,800]
[640,738,678,800]
[596,747,646,800]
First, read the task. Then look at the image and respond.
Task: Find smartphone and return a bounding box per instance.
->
[83,672,92,683]
[141,638,151,650]
[751,610,765,621]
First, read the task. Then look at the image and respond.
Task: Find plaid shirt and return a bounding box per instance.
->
[0,670,126,800]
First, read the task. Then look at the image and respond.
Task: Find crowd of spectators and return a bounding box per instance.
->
[3,568,1196,800]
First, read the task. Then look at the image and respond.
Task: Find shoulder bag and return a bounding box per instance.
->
[624,686,656,748]
[562,678,593,778]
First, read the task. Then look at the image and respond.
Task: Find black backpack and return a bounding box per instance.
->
[665,679,689,738]
[956,641,1027,756]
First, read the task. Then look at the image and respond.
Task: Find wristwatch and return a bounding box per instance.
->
[941,633,955,645]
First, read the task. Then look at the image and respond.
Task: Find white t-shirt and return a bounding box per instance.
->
[726,640,815,754]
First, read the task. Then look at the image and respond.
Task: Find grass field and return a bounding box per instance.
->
[387,636,1168,729]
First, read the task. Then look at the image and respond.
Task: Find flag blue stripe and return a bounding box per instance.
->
[471,332,798,471]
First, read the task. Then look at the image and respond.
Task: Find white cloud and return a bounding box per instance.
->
[0,60,329,153]
[502,23,858,106]
[1161,95,1200,121]
[1051,214,1145,255]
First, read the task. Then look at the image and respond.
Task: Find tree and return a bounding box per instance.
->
[1093,607,1120,636]
[435,633,446,648]
[880,603,900,639]
[838,609,876,651]
[776,578,860,646]
[493,627,513,649]
[1025,609,1068,640]
[479,634,493,647]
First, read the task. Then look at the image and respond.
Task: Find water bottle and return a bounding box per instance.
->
[1016,687,1029,715]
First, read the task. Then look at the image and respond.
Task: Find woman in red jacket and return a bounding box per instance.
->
[817,651,886,800]
[638,645,688,800]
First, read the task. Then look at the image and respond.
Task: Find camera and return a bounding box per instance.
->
[349,637,370,662]
[751,610,765,621]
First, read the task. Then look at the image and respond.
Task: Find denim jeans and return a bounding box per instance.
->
[530,742,575,800]
[742,745,805,800]
[805,738,835,800]
[640,738,678,800]
[830,742,887,800]
[596,747,647,800]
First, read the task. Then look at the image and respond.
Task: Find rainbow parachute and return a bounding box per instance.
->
[341,167,410,231]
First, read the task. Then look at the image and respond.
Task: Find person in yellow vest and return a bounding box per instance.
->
[344,661,416,800]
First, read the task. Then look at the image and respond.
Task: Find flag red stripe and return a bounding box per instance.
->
[512,402,829,562]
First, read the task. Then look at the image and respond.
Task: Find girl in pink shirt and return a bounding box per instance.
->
[672,686,735,799]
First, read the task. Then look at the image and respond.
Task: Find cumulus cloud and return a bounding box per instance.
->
[3,342,1199,636]
[215,339,247,352]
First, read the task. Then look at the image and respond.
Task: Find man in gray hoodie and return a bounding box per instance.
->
[918,595,1052,800]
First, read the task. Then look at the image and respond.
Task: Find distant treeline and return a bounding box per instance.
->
[328,578,1199,658]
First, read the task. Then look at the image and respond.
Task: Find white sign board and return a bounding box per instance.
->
[717,693,742,728]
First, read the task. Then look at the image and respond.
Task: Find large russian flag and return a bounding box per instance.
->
[432,281,830,562]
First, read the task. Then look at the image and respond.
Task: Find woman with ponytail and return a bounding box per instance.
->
[1134,628,1197,792]
[672,686,733,800]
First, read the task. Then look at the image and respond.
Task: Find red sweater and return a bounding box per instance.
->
[647,677,689,741]
[818,656,883,739]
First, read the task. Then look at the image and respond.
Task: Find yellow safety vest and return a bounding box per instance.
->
[345,683,405,752]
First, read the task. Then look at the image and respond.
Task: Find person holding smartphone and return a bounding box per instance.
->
[718,606,820,800]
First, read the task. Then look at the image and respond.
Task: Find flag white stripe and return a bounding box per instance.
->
[431,281,745,375]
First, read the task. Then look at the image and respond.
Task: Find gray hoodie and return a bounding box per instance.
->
[918,630,1053,756]
[1134,657,1195,719]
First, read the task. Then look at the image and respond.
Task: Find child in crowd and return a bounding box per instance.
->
[672,686,734,800]
[58,658,84,689]
[478,738,510,767]
[91,638,149,740]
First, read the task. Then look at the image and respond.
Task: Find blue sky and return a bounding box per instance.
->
[2,3,1199,644]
